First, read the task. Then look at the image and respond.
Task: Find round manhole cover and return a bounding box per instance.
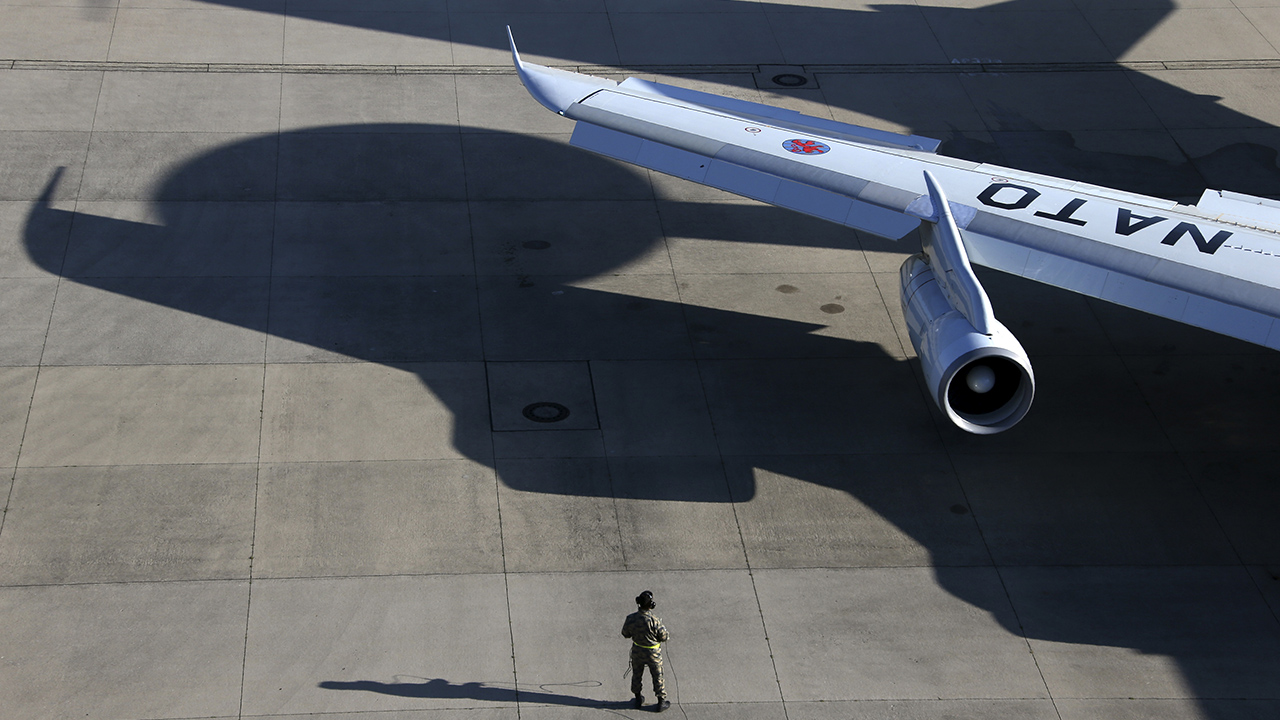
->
[522,402,571,423]
[772,73,809,87]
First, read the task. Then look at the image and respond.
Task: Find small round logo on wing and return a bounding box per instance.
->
[783,139,830,155]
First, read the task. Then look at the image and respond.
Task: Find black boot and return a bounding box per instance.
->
[656,698,671,712]
[633,695,644,709]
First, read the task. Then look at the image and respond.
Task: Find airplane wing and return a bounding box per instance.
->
[508,28,1280,434]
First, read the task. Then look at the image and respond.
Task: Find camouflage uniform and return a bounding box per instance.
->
[622,607,670,700]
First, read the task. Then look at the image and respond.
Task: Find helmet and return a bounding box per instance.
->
[635,591,656,610]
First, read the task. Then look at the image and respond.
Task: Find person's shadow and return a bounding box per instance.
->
[318,677,622,708]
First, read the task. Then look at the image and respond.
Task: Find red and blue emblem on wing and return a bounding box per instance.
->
[783,139,830,155]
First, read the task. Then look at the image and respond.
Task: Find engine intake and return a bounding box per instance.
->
[900,253,1034,434]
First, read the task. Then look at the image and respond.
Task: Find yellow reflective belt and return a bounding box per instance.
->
[633,641,659,649]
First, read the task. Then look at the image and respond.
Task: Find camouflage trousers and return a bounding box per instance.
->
[629,645,665,699]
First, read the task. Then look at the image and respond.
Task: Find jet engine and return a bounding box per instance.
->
[899,252,1034,434]
[896,171,1034,434]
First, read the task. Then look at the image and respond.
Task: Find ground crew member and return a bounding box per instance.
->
[621,590,670,712]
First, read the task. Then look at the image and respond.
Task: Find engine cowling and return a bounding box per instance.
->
[899,253,1034,434]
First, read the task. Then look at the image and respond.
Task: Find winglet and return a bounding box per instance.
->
[508,26,617,115]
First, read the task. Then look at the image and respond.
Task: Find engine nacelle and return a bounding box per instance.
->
[899,253,1034,434]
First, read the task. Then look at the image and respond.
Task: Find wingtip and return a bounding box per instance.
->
[506,28,618,115]
[507,25,522,69]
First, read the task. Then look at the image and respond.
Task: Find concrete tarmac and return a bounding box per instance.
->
[1,2,1279,719]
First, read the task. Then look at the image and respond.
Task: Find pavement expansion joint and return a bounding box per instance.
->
[6,59,1280,76]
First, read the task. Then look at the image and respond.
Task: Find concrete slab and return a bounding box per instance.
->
[1056,698,1280,720]
[451,13,618,67]
[283,12,452,65]
[279,131,467,201]
[507,570,780,704]
[0,199,69,277]
[1168,127,1280,198]
[678,273,904,359]
[591,360,719,457]
[0,70,101,131]
[265,276,482,363]
[456,74,578,135]
[487,361,599,431]
[491,429,607,459]
[697,358,940,454]
[656,704,787,720]
[657,197,866,275]
[42,278,270,365]
[786,699,1059,720]
[476,274,690,361]
[613,12,784,65]
[470,200,670,277]
[952,452,1238,565]
[462,133,654,201]
[959,72,1162,133]
[0,367,37,468]
[0,463,255,584]
[754,567,1048,700]
[973,129,1206,201]
[241,575,514,716]
[610,456,747,569]
[1249,565,1280,619]
[1123,353,1280,451]
[493,457,625,571]
[859,228,923,275]
[0,131,89,202]
[245,710,514,720]
[109,7,285,63]
[282,74,460,133]
[1084,8,1279,62]
[1132,69,1280,130]
[724,454,989,568]
[283,0,444,10]
[819,73,986,136]
[0,278,55,365]
[0,6,115,61]
[1003,566,1280,698]
[253,459,503,577]
[0,580,249,720]
[19,364,264,467]
[81,131,277,201]
[766,9,949,65]
[260,362,491,463]
[117,0,285,8]
[1240,7,1280,53]
[273,201,473,276]
[938,354,1173,454]
[922,7,1112,63]
[1086,294,1266,356]
[64,200,275,277]
[96,71,282,133]
[1181,453,1280,564]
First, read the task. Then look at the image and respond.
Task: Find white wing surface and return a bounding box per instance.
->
[508,29,1280,432]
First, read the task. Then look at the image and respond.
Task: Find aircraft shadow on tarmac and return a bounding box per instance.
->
[22,0,1276,713]
[23,122,1280,717]
[187,0,1280,246]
